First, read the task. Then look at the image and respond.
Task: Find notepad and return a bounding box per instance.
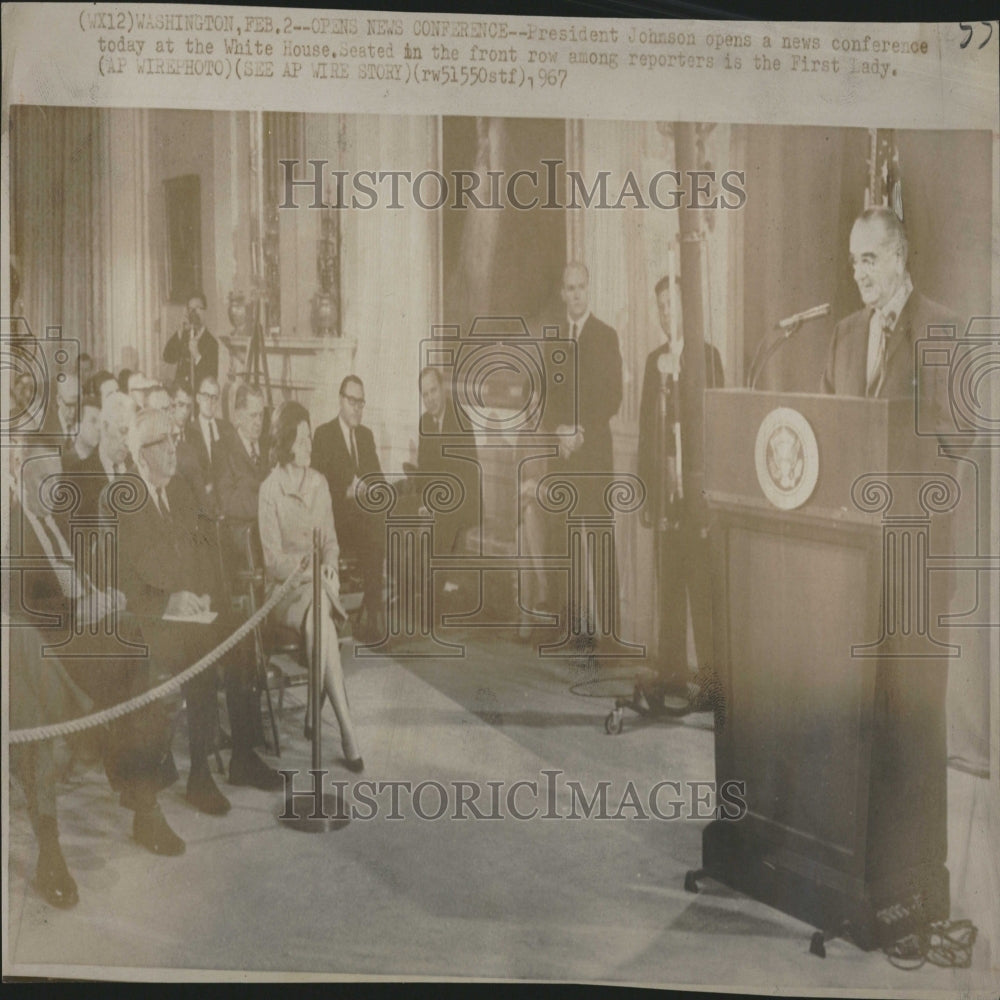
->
[162,611,218,624]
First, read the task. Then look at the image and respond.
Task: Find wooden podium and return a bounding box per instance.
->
[689,389,952,952]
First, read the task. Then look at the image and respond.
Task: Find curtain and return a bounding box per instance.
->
[10,106,107,363]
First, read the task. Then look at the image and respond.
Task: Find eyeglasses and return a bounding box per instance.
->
[198,391,220,400]
[341,393,366,407]
[141,435,177,451]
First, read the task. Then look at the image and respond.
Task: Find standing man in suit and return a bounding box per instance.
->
[113,408,281,816]
[556,262,623,475]
[312,375,386,640]
[162,291,219,391]
[521,263,623,622]
[637,275,724,711]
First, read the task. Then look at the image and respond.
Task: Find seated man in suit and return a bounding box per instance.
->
[62,394,102,470]
[637,274,725,712]
[312,375,386,641]
[75,390,136,518]
[168,380,213,515]
[217,382,268,524]
[41,372,79,440]
[190,374,234,511]
[111,408,281,816]
[9,443,185,906]
[215,381,269,589]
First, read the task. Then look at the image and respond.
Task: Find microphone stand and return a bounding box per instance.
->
[653,357,691,713]
[747,318,802,390]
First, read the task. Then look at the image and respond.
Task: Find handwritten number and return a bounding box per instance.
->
[959,21,996,49]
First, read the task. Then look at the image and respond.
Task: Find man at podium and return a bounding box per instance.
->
[821,206,952,405]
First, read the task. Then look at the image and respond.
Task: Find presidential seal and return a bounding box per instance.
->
[754,407,819,511]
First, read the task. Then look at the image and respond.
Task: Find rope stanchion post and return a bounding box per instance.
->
[278,527,349,833]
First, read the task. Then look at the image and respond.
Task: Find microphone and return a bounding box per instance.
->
[749,303,831,390]
[775,302,830,333]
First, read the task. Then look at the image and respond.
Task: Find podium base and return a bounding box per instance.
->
[689,820,949,951]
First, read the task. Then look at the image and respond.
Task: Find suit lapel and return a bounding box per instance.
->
[879,294,918,397]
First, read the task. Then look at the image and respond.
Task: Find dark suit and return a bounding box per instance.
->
[188,414,235,481]
[312,418,385,611]
[111,472,258,767]
[73,448,120,519]
[216,432,268,523]
[637,340,724,688]
[549,314,623,474]
[822,286,960,588]
[417,401,479,555]
[821,290,953,404]
[175,427,216,517]
[163,327,219,389]
[215,429,269,580]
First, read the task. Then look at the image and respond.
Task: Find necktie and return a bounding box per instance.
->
[203,419,213,460]
[866,309,893,398]
[350,429,359,475]
[570,322,578,340]
[251,444,260,467]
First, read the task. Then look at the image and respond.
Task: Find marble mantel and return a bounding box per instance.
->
[221,332,358,427]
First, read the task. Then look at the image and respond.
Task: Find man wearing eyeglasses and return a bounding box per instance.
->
[312,375,386,641]
[190,375,234,509]
[112,409,281,820]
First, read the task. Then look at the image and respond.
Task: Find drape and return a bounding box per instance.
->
[10,106,107,362]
